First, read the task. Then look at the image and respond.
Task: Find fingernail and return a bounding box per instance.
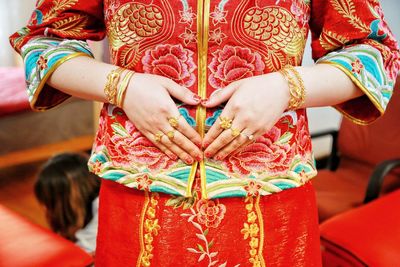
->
[203,142,209,149]
[193,94,201,103]
[205,152,212,158]
[195,140,202,148]
[201,98,209,106]
[215,155,223,161]
[196,154,203,162]
[185,157,194,164]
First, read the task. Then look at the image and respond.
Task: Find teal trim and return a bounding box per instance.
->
[205,169,229,183]
[168,168,191,182]
[270,181,296,190]
[179,108,196,126]
[205,109,222,127]
[103,172,127,181]
[212,190,246,199]
[150,185,180,195]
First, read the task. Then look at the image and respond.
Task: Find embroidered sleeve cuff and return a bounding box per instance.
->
[317,44,394,125]
[21,37,94,111]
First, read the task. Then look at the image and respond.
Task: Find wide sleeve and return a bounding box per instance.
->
[310,0,400,124]
[9,0,106,111]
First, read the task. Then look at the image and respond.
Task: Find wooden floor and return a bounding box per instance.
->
[0,161,49,228]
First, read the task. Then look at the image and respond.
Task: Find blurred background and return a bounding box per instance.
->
[0,1,399,266]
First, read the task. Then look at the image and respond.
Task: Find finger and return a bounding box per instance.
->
[162,79,201,105]
[204,122,244,159]
[142,131,178,160]
[202,82,238,108]
[158,133,195,164]
[172,114,202,148]
[165,129,203,161]
[214,130,257,160]
[203,109,235,149]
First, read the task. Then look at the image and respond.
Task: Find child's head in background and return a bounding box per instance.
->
[35,152,100,241]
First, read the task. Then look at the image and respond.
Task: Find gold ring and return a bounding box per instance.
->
[154,132,164,142]
[219,116,233,130]
[168,116,180,128]
[167,130,175,140]
[231,128,241,137]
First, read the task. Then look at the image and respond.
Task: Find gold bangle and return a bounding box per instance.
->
[279,65,306,110]
[104,67,124,105]
[116,70,135,108]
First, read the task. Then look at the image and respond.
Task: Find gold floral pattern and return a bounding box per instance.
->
[241,196,265,267]
[138,192,160,267]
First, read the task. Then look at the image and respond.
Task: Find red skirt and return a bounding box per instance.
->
[95,180,322,267]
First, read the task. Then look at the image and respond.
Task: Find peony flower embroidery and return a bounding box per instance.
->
[137,174,152,191]
[37,55,48,70]
[224,126,295,176]
[244,180,263,197]
[142,44,196,87]
[295,115,312,157]
[108,121,176,171]
[351,59,364,74]
[209,45,265,89]
[196,199,226,228]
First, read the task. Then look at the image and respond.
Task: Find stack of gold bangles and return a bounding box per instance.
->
[104,67,136,108]
[278,65,306,110]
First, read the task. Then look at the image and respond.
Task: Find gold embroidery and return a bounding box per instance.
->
[137,192,160,267]
[233,2,306,71]
[319,29,350,51]
[241,196,265,267]
[51,14,89,37]
[42,0,79,22]
[107,1,174,68]
[331,0,370,33]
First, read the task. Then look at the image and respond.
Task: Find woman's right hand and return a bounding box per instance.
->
[121,73,203,164]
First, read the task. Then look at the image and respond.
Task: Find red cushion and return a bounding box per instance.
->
[320,189,400,267]
[0,205,93,267]
[0,67,30,116]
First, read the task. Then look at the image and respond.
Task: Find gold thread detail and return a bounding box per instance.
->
[241,195,266,267]
[136,191,150,267]
[137,192,160,267]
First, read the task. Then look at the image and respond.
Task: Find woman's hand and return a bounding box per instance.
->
[202,72,290,160]
[122,73,203,164]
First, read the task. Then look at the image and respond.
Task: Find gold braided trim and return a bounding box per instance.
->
[241,195,266,267]
[279,65,306,110]
[137,192,160,267]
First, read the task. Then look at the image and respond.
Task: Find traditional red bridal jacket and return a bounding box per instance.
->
[10,0,399,199]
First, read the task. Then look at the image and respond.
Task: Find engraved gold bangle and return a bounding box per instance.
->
[104,67,125,105]
[279,65,306,110]
[116,70,135,108]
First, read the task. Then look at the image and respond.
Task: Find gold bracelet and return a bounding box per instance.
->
[279,65,306,110]
[116,70,135,108]
[104,67,125,105]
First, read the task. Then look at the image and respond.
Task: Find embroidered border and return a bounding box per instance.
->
[137,192,160,267]
[241,195,265,267]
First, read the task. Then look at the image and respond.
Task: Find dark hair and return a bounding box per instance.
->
[34,153,100,241]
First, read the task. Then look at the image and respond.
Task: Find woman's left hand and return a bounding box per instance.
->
[202,72,290,160]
